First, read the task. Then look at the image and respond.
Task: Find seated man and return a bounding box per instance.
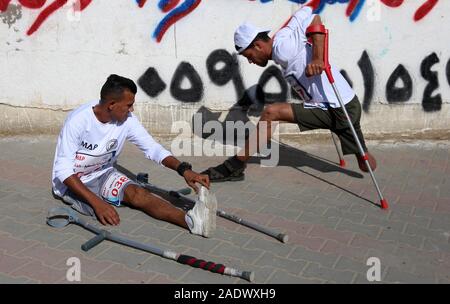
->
[203,5,376,182]
[52,74,215,237]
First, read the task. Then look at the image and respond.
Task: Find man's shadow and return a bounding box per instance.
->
[192,85,376,205]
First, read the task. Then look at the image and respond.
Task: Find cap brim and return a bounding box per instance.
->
[237,29,271,54]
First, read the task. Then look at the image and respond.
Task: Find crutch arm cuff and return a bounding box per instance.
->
[306,24,326,36]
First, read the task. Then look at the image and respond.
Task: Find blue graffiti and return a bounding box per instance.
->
[133,0,202,42]
[257,0,366,22]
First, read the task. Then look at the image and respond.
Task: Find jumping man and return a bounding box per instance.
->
[202,5,377,182]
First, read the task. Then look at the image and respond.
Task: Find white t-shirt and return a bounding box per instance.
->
[52,100,172,197]
[272,6,355,109]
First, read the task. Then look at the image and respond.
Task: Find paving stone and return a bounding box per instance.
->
[0,273,35,284]
[96,245,150,269]
[336,219,380,238]
[0,136,448,284]
[288,247,339,268]
[266,269,324,284]
[0,217,40,237]
[244,238,293,258]
[254,252,306,276]
[302,263,355,283]
[212,243,263,265]
[384,267,437,284]
[378,229,424,249]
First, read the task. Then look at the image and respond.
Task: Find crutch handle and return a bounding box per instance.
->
[82,231,108,251]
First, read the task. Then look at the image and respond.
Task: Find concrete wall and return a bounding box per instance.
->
[0,0,449,135]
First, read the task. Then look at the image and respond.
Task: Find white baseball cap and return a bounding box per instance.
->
[234,22,271,54]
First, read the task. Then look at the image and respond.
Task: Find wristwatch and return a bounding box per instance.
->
[177,162,192,177]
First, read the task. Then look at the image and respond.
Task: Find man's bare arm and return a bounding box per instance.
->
[306,15,325,77]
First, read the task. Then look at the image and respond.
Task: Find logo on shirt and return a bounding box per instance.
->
[285,74,312,102]
[106,139,118,152]
[81,141,98,151]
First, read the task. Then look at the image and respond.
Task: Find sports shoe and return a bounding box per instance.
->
[356,152,377,173]
[186,186,217,237]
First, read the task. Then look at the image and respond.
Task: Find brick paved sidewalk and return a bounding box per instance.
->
[0,136,449,284]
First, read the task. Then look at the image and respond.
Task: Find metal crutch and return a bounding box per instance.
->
[136,173,289,243]
[307,25,388,209]
[46,207,255,282]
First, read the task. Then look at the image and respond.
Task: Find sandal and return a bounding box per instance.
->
[202,157,246,183]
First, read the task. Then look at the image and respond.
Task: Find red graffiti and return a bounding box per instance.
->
[160,0,180,13]
[0,0,93,35]
[137,0,147,8]
[379,0,439,21]
[345,0,359,18]
[27,0,67,35]
[19,0,46,9]
[0,0,440,38]
[0,0,47,11]
[380,0,403,7]
[414,0,439,22]
[0,0,11,11]
[256,0,440,23]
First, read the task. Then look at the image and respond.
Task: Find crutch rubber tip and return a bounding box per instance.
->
[278,233,289,244]
[242,271,255,282]
[339,159,346,167]
[380,199,389,210]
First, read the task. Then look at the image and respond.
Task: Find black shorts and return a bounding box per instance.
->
[291,96,368,155]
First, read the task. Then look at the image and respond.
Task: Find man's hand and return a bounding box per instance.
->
[63,174,120,226]
[183,170,210,193]
[93,199,120,226]
[305,59,325,77]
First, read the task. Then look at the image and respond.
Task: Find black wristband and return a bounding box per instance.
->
[177,162,192,177]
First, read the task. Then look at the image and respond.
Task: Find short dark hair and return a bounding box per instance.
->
[100,74,137,103]
[235,32,271,52]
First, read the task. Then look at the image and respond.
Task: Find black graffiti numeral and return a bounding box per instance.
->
[170,62,204,103]
[421,52,441,112]
[257,65,287,103]
[138,67,167,98]
[206,49,246,101]
[358,51,375,113]
[386,64,413,103]
[340,70,353,88]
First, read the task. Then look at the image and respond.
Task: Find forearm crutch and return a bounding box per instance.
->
[306,24,388,210]
[330,132,346,167]
[112,163,288,242]
[47,207,254,282]
[136,173,289,243]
